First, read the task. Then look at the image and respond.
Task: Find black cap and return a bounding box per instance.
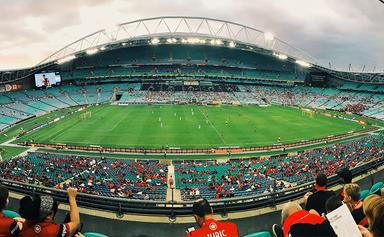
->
[19,195,58,222]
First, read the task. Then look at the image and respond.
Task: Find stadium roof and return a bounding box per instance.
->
[37,16,316,66]
[0,16,383,84]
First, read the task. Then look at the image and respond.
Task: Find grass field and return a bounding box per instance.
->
[0,107,79,144]
[0,146,28,160]
[15,104,369,149]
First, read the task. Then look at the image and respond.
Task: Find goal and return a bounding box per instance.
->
[301,108,315,118]
[80,111,92,120]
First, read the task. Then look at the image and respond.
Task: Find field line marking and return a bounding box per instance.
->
[197,107,227,145]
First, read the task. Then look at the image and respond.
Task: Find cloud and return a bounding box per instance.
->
[0,0,383,71]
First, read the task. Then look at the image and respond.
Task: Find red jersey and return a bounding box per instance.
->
[186,219,239,237]
[283,210,325,237]
[0,213,20,237]
[20,222,71,237]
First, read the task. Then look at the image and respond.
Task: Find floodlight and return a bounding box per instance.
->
[210,39,216,45]
[86,48,99,55]
[199,39,206,44]
[167,38,177,43]
[151,38,160,45]
[57,55,76,64]
[100,46,106,51]
[229,41,236,48]
[187,38,200,44]
[215,39,223,45]
[181,38,188,44]
[295,60,311,67]
[273,52,288,60]
[121,42,127,46]
[264,32,274,41]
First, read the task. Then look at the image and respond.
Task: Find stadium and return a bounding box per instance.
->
[0,15,384,237]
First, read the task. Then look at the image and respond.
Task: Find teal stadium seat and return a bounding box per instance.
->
[243,231,272,237]
[84,233,108,237]
[2,210,21,218]
[370,182,383,195]
[360,189,370,200]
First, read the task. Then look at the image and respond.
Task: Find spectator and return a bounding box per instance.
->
[19,188,80,237]
[186,198,238,237]
[343,183,367,226]
[288,195,341,237]
[325,195,343,214]
[358,195,384,237]
[272,202,326,237]
[304,173,335,215]
[0,184,24,237]
[337,168,352,200]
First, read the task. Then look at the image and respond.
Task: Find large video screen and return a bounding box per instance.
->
[34,72,61,87]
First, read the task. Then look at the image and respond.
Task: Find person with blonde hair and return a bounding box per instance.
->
[358,195,384,237]
[343,183,367,226]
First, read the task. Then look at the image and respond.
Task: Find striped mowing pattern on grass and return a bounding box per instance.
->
[16,104,368,149]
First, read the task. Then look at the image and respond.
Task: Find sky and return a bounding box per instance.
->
[0,0,383,72]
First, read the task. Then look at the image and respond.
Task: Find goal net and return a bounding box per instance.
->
[301,108,315,118]
[80,111,92,120]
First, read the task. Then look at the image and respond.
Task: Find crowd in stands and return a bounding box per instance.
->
[0,153,168,200]
[1,183,87,237]
[175,134,384,200]
[63,159,168,200]
[0,134,383,202]
[271,173,384,237]
[1,171,384,237]
[118,83,384,120]
[2,81,384,132]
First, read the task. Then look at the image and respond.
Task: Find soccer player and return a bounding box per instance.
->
[186,198,239,237]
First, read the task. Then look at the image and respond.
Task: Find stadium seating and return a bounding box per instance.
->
[0,133,383,201]
[84,232,109,237]
[360,189,370,200]
[370,181,384,195]
[243,232,272,237]
[2,210,21,218]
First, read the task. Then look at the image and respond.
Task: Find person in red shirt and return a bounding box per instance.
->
[0,184,24,237]
[186,198,239,237]
[280,202,325,237]
[18,188,80,237]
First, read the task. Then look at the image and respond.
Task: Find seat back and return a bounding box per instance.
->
[243,231,272,237]
[84,232,109,237]
[2,210,21,218]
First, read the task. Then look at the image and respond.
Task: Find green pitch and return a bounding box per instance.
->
[17,105,368,148]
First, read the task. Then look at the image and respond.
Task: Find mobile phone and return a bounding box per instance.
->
[186,226,196,233]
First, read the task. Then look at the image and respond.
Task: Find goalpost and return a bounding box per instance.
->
[301,108,315,118]
[80,111,92,120]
